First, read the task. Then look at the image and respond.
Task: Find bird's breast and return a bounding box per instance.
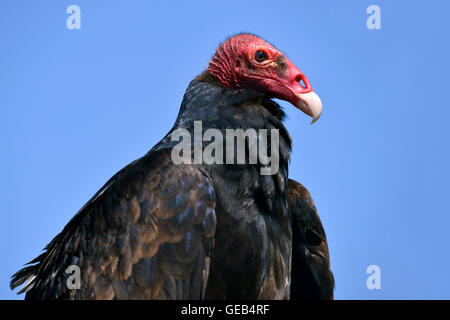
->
[204,167,292,299]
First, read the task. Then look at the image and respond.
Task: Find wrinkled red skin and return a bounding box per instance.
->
[208,34,313,109]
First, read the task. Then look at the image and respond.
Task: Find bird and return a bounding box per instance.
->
[11,33,334,300]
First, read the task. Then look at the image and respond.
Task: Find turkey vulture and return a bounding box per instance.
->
[11,33,334,299]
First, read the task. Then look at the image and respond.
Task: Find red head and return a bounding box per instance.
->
[208,34,322,123]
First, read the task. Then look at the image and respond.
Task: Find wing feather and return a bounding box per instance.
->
[11,149,216,300]
[288,179,334,299]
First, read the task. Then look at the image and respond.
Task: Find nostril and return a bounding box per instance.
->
[299,79,306,89]
[295,74,307,88]
[295,73,311,90]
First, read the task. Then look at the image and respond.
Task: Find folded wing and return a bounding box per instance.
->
[11,149,216,300]
[289,179,334,299]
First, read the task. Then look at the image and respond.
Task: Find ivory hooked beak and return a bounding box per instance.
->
[295,91,323,124]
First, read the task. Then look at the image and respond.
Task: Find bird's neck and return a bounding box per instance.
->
[193,71,286,121]
[151,75,291,161]
[194,70,222,85]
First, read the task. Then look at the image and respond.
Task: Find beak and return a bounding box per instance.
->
[280,58,323,124]
[296,91,323,124]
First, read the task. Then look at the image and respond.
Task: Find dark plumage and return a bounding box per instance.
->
[11,33,333,299]
[289,180,334,299]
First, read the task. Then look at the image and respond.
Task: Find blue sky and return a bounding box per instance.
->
[1,0,449,299]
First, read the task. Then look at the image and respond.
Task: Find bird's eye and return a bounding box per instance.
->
[254,50,268,62]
